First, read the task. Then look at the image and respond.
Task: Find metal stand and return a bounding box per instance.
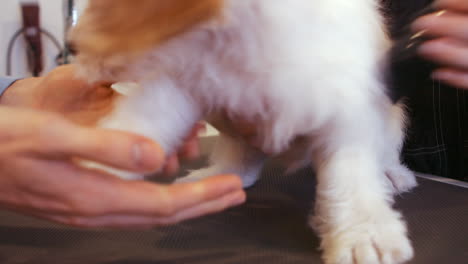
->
[62,0,77,64]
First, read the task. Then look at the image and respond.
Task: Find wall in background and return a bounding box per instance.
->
[1,0,66,77]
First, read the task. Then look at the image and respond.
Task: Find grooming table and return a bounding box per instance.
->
[0,137,467,264]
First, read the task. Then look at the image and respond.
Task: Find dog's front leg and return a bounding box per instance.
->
[312,144,413,264]
[383,103,417,194]
[82,78,202,180]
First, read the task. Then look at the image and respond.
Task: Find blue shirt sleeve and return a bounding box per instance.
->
[0,77,20,97]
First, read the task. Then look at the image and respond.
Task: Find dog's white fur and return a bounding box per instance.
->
[73,0,418,263]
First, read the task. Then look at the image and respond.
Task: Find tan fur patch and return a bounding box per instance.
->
[71,0,223,58]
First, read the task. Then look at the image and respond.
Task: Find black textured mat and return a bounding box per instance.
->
[1,157,467,264]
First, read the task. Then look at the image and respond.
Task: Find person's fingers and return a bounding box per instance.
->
[163,155,180,175]
[39,120,165,173]
[434,0,468,12]
[107,174,244,216]
[418,38,468,70]
[40,190,245,228]
[412,11,468,42]
[0,155,119,221]
[194,122,207,135]
[178,122,205,160]
[179,139,200,160]
[155,190,245,225]
[7,159,245,219]
[0,108,164,173]
[159,122,206,176]
[432,68,468,89]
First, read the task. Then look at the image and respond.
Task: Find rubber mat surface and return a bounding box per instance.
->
[0,157,467,264]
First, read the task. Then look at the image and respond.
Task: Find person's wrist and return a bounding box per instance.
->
[0,77,41,106]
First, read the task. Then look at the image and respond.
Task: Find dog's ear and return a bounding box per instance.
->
[70,0,223,58]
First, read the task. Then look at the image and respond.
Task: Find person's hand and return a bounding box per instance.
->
[162,122,206,175]
[0,64,117,126]
[0,64,202,175]
[0,106,245,228]
[412,0,468,88]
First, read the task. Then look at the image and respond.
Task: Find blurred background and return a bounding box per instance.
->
[0,0,88,77]
[0,0,220,136]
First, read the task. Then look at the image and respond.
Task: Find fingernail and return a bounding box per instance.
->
[406,42,416,49]
[410,29,427,40]
[412,9,446,32]
[434,10,446,17]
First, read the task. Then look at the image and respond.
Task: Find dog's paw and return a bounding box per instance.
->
[318,210,413,264]
[386,165,417,194]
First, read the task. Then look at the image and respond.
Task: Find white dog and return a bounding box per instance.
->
[71,0,418,263]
